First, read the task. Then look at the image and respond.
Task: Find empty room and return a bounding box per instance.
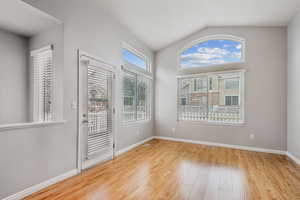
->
[1,0,300,199]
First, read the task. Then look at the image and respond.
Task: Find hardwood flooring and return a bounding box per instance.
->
[24,139,300,200]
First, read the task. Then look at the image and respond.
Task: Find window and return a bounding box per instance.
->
[225,96,239,106]
[122,43,149,72]
[225,79,239,90]
[121,43,152,123]
[177,71,244,123]
[122,69,151,122]
[193,78,207,92]
[180,97,187,105]
[31,45,54,122]
[209,77,213,90]
[180,36,245,68]
[124,96,134,106]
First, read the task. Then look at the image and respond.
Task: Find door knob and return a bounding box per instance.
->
[82,120,89,124]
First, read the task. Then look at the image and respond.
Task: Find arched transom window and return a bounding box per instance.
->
[180,35,245,68]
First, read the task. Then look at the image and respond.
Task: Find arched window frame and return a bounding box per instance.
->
[178,35,246,70]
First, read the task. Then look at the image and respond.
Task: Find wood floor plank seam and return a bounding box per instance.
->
[19,139,300,200]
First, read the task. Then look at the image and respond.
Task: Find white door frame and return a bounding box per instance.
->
[77,50,117,172]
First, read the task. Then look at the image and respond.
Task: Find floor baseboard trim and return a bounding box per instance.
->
[82,154,113,170]
[3,137,155,200]
[286,152,300,166]
[3,136,293,200]
[3,169,79,200]
[154,136,286,155]
[83,137,155,169]
[116,136,154,156]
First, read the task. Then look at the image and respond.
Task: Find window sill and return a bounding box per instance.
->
[0,120,67,132]
[177,120,246,127]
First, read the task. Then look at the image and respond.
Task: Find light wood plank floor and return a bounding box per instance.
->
[25,139,300,200]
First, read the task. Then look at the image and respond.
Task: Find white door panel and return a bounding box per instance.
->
[78,51,115,170]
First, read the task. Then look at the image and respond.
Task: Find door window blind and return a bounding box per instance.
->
[87,65,113,158]
[178,71,244,123]
[31,45,54,122]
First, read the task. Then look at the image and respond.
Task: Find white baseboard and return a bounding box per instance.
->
[3,137,154,200]
[82,137,154,169]
[82,154,113,170]
[4,136,294,200]
[286,152,300,166]
[154,136,286,155]
[3,169,79,200]
[116,136,154,156]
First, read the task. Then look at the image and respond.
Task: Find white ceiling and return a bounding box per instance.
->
[0,0,61,37]
[97,0,300,51]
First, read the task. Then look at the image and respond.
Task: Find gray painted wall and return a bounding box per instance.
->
[0,29,29,124]
[287,11,300,161]
[155,27,287,151]
[0,0,154,199]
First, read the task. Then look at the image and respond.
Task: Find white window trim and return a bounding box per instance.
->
[120,43,153,125]
[177,34,246,71]
[0,120,66,132]
[121,42,152,74]
[30,45,53,56]
[177,69,246,125]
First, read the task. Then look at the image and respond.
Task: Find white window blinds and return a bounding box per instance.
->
[122,69,151,122]
[87,65,113,158]
[31,45,54,122]
[178,71,244,124]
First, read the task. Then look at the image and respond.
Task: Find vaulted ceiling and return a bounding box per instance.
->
[1,0,60,36]
[97,0,300,51]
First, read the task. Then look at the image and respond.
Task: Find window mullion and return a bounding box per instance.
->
[135,73,138,121]
[206,76,209,121]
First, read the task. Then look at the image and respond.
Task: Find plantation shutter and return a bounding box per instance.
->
[31,45,54,122]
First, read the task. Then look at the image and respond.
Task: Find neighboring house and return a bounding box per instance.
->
[88,88,109,112]
[179,76,240,114]
[88,88,109,133]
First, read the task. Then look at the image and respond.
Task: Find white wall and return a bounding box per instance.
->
[0,0,154,199]
[155,27,287,151]
[0,29,29,124]
[287,11,300,161]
